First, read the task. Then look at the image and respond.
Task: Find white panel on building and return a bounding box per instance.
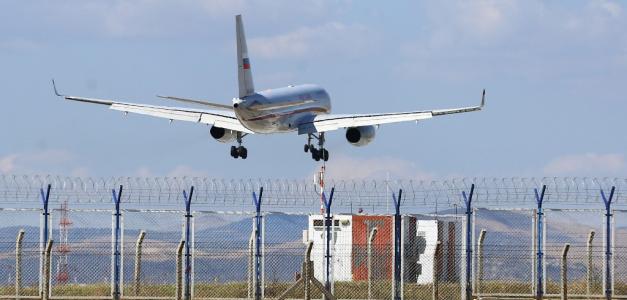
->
[307,215,353,282]
[416,220,439,284]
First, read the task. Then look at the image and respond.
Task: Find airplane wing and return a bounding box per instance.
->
[299,90,485,134]
[53,81,252,133]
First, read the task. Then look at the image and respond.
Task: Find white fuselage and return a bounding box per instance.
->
[234,84,331,134]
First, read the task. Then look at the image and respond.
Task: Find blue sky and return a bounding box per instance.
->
[0,0,626,180]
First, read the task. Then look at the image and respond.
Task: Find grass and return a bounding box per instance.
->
[1,280,627,299]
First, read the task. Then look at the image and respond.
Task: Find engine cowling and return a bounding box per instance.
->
[210,126,237,143]
[345,126,376,147]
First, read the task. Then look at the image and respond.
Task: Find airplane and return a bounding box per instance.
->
[53,14,485,161]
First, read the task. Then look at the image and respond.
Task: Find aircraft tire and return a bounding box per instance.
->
[311,148,319,160]
[322,149,329,161]
[239,146,248,159]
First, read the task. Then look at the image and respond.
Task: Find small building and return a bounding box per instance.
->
[305,214,459,284]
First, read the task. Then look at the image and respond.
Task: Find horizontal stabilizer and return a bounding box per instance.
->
[157,95,232,110]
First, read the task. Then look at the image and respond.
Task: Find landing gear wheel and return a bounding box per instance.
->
[321,149,329,162]
[311,148,320,161]
[305,133,327,162]
[230,146,239,159]
[238,146,248,159]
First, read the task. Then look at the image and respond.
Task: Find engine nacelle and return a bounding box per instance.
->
[210,126,237,143]
[345,126,376,147]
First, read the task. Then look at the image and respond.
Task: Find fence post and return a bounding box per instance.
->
[432,241,441,300]
[322,187,335,300]
[476,229,486,296]
[587,230,595,299]
[182,186,194,300]
[176,240,185,300]
[248,231,254,299]
[134,230,146,296]
[367,227,378,300]
[601,186,615,300]
[534,185,546,300]
[305,240,314,300]
[561,243,570,300]
[39,184,51,297]
[111,185,123,300]
[252,187,264,300]
[15,229,24,299]
[392,189,402,300]
[42,239,53,300]
[304,250,311,300]
[462,184,475,300]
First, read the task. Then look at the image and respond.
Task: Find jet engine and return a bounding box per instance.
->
[210,126,237,143]
[345,126,376,147]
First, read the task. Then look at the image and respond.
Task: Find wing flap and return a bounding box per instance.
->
[157,95,233,110]
[299,90,485,134]
[111,103,201,123]
[61,94,252,133]
[303,111,433,133]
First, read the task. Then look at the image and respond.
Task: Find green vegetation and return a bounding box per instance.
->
[1,280,627,299]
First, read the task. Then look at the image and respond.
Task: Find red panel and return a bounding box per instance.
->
[351,215,393,281]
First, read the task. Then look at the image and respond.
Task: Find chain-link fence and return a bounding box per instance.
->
[0,176,625,299]
[474,208,535,297]
[0,209,40,298]
[544,209,604,297]
[615,210,627,297]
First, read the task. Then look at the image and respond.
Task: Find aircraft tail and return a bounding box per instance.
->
[236,15,255,98]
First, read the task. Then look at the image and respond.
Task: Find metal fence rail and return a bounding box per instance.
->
[0,175,625,209]
[0,175,625,299]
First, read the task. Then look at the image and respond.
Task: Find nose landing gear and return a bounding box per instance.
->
[304,133,329,162]
[230,132,248,159]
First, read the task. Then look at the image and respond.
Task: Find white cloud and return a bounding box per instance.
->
[315,155,434,181]
[135,166,154,177]
[133,165,210,177]
[0,150,77,175]
[36,0,245,38]
[70,167,90,177]
[0,155,18,173]
[37,0,350,39]
[454,1,512,38]
[421,1,523,47]
[249,22,374,59]
[594,0,622,17]
[167,165,210,178]
[543,153,625,175]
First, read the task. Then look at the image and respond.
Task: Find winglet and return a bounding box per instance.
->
[480,89,486,108]
[51,79,65,97]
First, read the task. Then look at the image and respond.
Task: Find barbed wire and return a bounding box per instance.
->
[0,175,624,211]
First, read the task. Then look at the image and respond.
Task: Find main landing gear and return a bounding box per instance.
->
[304,133,329,162]
[230,132,248,159]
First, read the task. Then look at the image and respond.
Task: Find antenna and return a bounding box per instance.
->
[56,198,72,283]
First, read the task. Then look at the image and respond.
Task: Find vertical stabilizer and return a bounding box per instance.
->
[236,15,255,98]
